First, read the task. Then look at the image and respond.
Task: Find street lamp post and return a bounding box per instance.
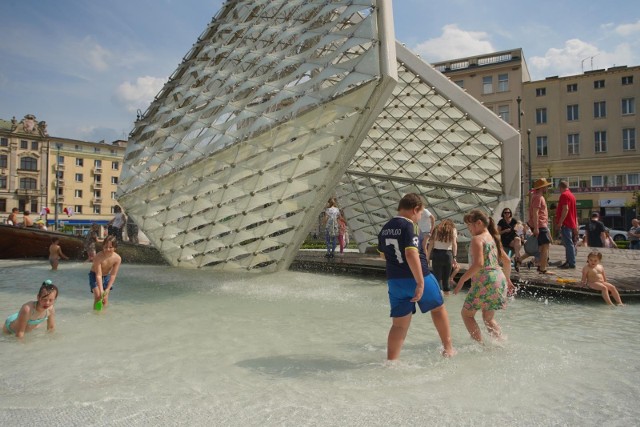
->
[516,96,524,220]
[54,143,62,231]
[527,129,532,189]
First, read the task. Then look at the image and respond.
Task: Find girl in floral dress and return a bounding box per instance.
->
[454,210,515,343]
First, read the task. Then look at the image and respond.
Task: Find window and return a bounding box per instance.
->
[75,145,82,151]
[20,177,37,189]
[628,173,640,185]
[75,173,83,182]
[20,140,28,149]
[498,105,510,123]
[112,161,119,170]
[74,205,83,214]
[623,128,636,150]
[94,159,102,168]
[567,83,578,92]
[536,88,546,97]
[536,136,548,156]
[31,141,38,150]
[482,76,493,94]
[56,171,64,181]
[94,190,102,199]
[74,190,83,198]
[94,174,102,183]
[94,147,101,153]
[0,198,5,211]
[0,176,6,189]
[536,108,547,124]
[497,74,508,92]
[111,191,117,200]
[567,104,579,121]
[20,157,38,171]
[93,206,101,214]
[622,98,635,115]
[76,158,84,167]
[57,186,63,196]
[0,154,7,168]
[594,79,605,89]
[592,175,604,187]
[595,131,607,153]
[0,137,7,147]
[594,101,606,118]
[568,134,580,155]
[57,155,64,165]
[622,76,634,85]
[454,80,464,88]
[111,177,118,185]
[568,177,579,188]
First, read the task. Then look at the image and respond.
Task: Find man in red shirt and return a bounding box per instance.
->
[555,180,578,269]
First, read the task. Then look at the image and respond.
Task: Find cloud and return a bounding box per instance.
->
[114,76,166,113]
[77,36,114,71]
[615,19,640,36]
[529,39,635,77]
[412,24,495,62]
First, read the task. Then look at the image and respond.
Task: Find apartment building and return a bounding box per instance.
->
[432,48,531,130]
[522,66,640,229]
[0,114,127,233]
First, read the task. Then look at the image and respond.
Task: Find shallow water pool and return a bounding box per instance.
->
[1,260,638,426]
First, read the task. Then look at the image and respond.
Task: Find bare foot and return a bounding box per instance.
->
[442,347,457,358]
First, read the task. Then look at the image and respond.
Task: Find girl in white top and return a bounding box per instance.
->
[427,219,458,295]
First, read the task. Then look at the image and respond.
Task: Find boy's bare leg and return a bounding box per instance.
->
[387,314,412,360]
[430,305,456,357]
[461,308,483,343]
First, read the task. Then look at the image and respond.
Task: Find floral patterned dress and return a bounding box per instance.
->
[463,239,507,311]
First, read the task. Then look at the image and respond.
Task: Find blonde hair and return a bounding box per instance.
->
[587,251,603,261]
[433,219,456,243]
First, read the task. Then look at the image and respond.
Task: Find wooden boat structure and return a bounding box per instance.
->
[0,224,168,265]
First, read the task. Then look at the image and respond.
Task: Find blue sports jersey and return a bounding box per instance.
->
[378,216,429,279]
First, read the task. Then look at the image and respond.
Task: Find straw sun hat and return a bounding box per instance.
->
[531,177,552,190]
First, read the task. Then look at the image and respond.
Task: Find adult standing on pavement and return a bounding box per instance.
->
[555,180,578,269]
[418,205,436,254]
[528,178,553,274]
[584,211,606,248]
[628,218,640,250]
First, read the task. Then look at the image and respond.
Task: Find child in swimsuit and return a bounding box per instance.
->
[454,209,515,344]
[581,251,624,306]
[49,237,69,270]
[3,280,58,338]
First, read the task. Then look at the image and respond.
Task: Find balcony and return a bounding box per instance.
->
[93,181,102,189]
[15,188,40,196]
[93,198,102,205]
[93,167,102,175]
[55,163,65,171]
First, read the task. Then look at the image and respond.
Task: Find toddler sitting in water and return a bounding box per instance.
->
[580,251,624,306]
[3,280,58,338]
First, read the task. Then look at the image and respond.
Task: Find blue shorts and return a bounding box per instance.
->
[387,273,443,317]
[89,271,112,293]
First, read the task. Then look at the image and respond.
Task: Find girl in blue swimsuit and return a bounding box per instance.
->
[3,280,58,338]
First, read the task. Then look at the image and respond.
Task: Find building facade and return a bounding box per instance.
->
[522,66,640,229]
[0,114,127,234]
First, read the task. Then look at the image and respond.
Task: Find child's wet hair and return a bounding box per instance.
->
[38,279,59,299]
[103,235,118,249]
[587,251,603,261]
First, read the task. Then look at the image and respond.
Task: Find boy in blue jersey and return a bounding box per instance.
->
[378,193,456,360]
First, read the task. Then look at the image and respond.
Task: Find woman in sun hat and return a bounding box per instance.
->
[528,178,553,274]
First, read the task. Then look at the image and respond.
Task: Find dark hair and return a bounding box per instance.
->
[397,193,424,211]
[51,237,59,243]
[464,209,503,254]
[38,279,59,299]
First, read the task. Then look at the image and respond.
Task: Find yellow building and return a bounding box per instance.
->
[522,66,640,229]
[0,114,127,233]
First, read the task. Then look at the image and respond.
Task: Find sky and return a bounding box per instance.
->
[0,0,638,142]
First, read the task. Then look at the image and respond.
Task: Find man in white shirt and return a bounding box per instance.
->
[417,207,435,253]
